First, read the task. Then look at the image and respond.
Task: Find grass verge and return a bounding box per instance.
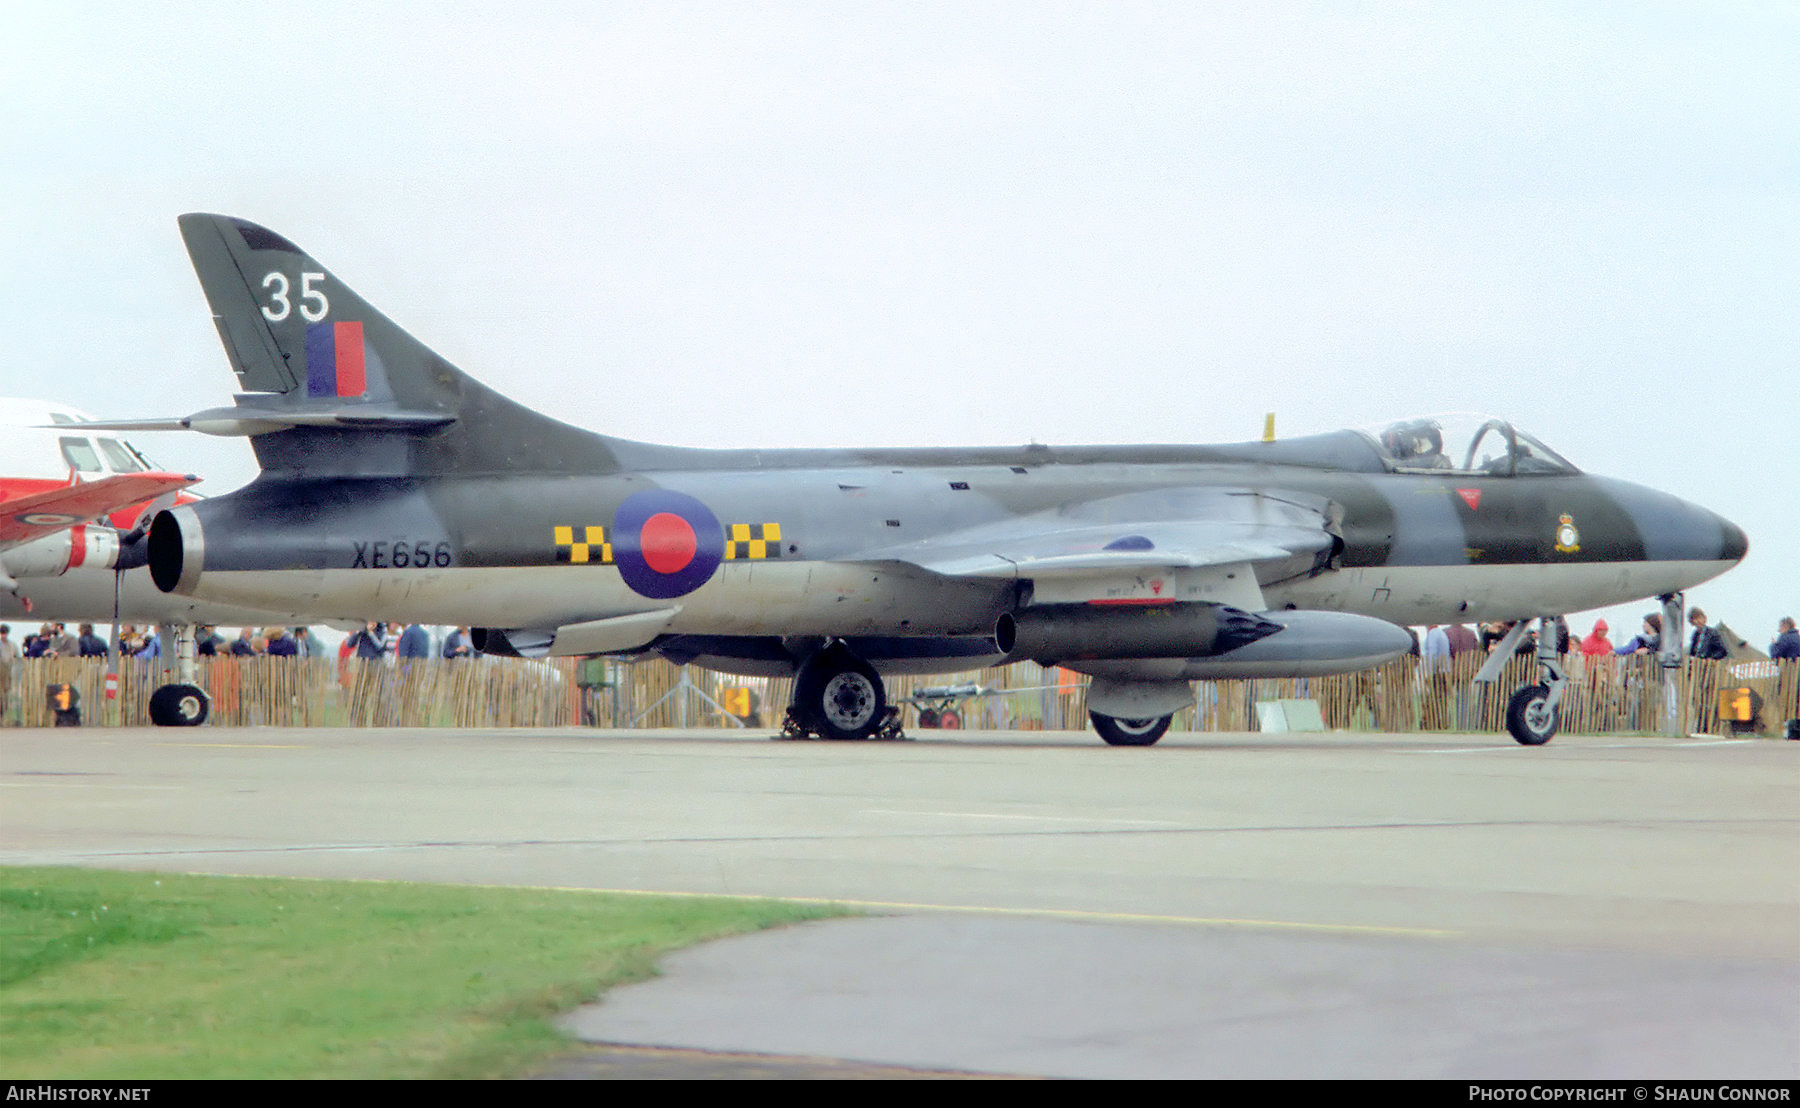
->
[0,866,842,1079]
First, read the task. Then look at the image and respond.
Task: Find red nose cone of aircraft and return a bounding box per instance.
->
[641,512,698,574]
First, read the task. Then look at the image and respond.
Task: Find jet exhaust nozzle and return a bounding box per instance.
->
[996,602,1283,664]
[147,506,205,594]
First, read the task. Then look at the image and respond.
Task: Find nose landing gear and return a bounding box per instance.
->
[1504,666,1563,746]
[1472,616,1568,745]
[1478,616,1567,746]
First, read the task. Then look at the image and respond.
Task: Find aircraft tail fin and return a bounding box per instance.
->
[176,214,621,477]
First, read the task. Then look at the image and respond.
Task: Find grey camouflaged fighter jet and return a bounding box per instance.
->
[112,214,1747,741]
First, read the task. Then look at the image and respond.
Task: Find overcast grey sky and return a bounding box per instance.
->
[2,1,1793,644]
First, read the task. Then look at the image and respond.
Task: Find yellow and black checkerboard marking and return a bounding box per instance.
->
[554,525,613,565]
[725,522,782,560]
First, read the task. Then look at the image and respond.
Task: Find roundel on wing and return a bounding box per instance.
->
[18,512,80,527]
[612,490,724,599]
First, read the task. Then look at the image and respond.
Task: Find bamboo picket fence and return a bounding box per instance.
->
[1,652,1794,737]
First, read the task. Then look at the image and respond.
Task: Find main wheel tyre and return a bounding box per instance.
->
[793,650,887,740]
[1505,684,1557,745]
[1091,711,1171,747]
[148,683,210,727]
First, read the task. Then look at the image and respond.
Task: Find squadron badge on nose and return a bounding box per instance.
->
[1554,513,1581,554]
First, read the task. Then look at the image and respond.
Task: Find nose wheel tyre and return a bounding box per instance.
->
[793,648,888,741]
[1090,711,1172,746]
[1505,684,1558,745]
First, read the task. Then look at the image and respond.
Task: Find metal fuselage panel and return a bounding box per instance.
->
[1264,561,1737,625]
[169,450,1745,635]
[182,562,1012,637]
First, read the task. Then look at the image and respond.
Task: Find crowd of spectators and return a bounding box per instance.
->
[1,621,496,662]
[1,622,353,661]
[340,621,481,663]
[1416,611,1795,666]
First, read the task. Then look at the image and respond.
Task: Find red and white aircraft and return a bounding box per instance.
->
[0,398,304,629]
[0,399,195,592]
[2,399,353,725]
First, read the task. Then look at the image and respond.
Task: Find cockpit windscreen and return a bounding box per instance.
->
[1360,414,1579,476]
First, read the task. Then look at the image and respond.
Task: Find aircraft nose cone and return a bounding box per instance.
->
[1607,480,1747,566]
[1719,514,1749,564]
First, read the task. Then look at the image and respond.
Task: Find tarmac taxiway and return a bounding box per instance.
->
[3,725,1796,1078]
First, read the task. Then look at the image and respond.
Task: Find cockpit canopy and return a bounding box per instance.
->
[45,411,159,478]
[1358,414,1579,477]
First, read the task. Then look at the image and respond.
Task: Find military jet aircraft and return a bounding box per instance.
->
[97,214,1747,743]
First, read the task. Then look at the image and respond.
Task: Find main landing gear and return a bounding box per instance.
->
[781,643,902,741]
[778,642,1180,745]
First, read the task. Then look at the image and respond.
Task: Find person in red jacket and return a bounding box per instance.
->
[1580,619,1614,657]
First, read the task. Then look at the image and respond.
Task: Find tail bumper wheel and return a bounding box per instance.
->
[148,683,210,727]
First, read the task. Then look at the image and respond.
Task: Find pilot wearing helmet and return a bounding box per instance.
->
[1381,419,1452,469]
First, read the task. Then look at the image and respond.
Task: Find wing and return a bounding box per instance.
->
[0,473,197,548]
[849,487,1336,607]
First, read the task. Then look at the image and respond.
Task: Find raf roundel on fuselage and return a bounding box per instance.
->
[611,489,726,600]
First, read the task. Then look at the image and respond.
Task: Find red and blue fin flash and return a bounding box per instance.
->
[306,321,367,398]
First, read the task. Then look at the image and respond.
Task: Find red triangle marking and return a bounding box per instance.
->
[1457,488,1482,511]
